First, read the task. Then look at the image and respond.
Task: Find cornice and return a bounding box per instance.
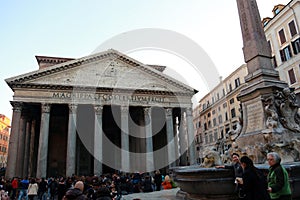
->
[10,83,193,96]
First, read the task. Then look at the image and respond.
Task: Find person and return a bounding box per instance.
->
[39,178,48,200]
[216,153,243,199]
[236,156,270,200]
[153,170,162,191]
[216,153,243,177]
[142,175,153,193]
[28,178,39,200]
[267,152,292,200]
[18,177,29,200]
[161,175,172,190]
[11,177,19,200]
[63,181,87,200]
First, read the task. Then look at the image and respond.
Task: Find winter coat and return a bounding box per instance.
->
[63,188,87,200]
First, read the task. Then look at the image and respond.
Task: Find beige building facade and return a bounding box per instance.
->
[262,0,300,97]
[5,49,196,178]
[193,64,248,162]
[0,114,10,168]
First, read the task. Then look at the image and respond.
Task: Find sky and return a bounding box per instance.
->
[0,0,291,119]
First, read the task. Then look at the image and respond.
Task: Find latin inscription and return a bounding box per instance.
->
[246,101,264,132]
[52,92,165,103]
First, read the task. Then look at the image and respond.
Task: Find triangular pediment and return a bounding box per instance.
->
[6,49,196,94]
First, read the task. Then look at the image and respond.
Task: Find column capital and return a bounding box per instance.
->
[144,107,151,115]
[68,104,78,114]
[94,105,103,115]
[186,107,193,116]
[165,108,172,117]
[11,101,23,112]
[41,103,51,113]
[121,105,129,114]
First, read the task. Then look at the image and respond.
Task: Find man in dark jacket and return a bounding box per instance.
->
[63,181,87,200]
[153,170,162,191]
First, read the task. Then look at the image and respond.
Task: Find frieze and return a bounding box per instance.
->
[52,92,165,103]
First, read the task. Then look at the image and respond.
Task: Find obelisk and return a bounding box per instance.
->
[235,0,288,161]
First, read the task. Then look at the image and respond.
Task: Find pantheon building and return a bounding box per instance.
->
[5,49,196,178]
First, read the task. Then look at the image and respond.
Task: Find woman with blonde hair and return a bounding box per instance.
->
[161,175,172,190]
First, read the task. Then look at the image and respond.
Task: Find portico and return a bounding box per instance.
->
[5,49,197,178]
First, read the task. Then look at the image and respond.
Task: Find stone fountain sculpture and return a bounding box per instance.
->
[172,0,300,199]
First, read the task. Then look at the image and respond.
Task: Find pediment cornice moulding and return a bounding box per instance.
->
[6,49,196,94]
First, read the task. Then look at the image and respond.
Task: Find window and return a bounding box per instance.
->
[222,89,225,96]
[223,102,227,108]
[225,127,230,134]
[212,97,215,104]
[209,134,213,143]
[274,8,281,15]
[292,38,300,55]
[272,56,277,68]
[288,68,296,84]
[207,112,211,118]
[279,29,286,44]
[213,118,217,126]
[214,131,218,141]
[196,146,200,151]
[217,93,220,100]
[220,129,224,139]
[231,108,236,118]
[212,110,216,115]
[218,115,223,124]
[204,123,207,131]
[235,78,241,88]
[205,135,208,144]
[225,112,228,121]
[289,20,297,37]
[280,45,292,62]
[208,121,211,128]
[268,40,272,52]
[230,98,235,104]
[229,84,232,92]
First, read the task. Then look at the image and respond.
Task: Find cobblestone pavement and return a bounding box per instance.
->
[121,188,184,200]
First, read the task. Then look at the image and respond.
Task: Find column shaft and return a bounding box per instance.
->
[28,119,36,177]
[23,120,31,177]
[5,102,22,179]
[186,108,196,165]
[94,105,103,176]
[166,108,176,168]
[144,107,154,172]
[16,115,26,177]
[179,111,187,166]
[121,106,130,172]
[66,104,77,177]
[37,103,51,178]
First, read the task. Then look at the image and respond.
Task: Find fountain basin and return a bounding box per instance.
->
[172,162,300,200]
[171,166,236,200]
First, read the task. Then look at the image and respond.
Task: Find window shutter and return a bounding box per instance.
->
[280,49,286,62]
[279,29,286,44]
[289,21,297,37]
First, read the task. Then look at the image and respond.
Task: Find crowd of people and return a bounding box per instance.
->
[216,151,292,200]
[0,151,293,200]
[0,170,177,200]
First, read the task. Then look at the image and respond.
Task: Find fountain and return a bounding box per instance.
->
[172,0,300,199]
